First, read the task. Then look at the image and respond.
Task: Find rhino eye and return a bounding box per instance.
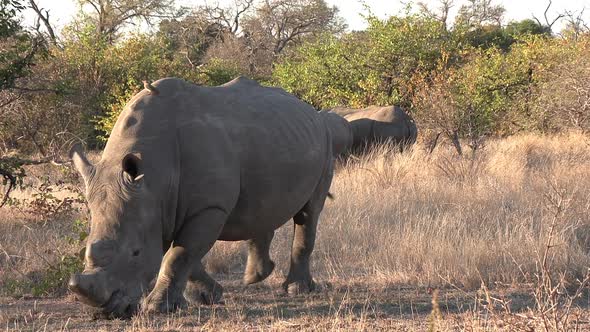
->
[132,249,141,257]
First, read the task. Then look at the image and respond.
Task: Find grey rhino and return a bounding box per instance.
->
[318,110,353,157]
[329,106,417,152]
[68,77,334,317]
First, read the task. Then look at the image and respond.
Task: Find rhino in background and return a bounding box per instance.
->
[329,105,418,152]
[318,110,353,158]
[68,77,334,317]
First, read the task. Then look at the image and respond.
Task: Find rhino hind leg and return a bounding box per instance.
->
[244,231,276,285]
[282,163,333,295]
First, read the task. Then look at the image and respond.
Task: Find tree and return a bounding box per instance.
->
[0,0,44,90]
[195,0,254,35]
[28,0,59,47]
[560,8,590,41]
[459,19,549,51]
[413,45,536,154]
[532,0,563,35]
[455,0,505,28]
[418,0,454,31]
[273,32,369,108]
[242,0,345,56]
[158,15,225,68]
[531,35,590,131]
[1,0,53,206]
[1,0,23,36]
[274,14,461,109]
[76,0,176,43]
[505,19,550,37]
[201,0,345,79]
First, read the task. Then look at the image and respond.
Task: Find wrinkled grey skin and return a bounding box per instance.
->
[318,110,353,158]
[329,106,417,152]
[68,77,334,317]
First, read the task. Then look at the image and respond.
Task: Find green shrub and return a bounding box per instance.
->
[274,13,465,110]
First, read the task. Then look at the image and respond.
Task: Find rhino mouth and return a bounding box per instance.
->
[95,290,138,319]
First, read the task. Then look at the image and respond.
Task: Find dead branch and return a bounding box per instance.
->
[0,155,70,207]
[28,0,60,47]
[0,167,16,207]
[533,0,564,32]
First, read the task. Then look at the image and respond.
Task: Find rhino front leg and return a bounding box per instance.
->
[142,208,226,313]
[184,262,223,305]
[244,231,275,285]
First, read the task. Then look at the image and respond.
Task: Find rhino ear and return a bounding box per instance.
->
[122,153,144,183]
[69,143,94,186]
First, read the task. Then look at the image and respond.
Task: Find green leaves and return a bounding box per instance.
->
[0,0,25,38]
[0,0,45,91]
[275,10,589,144]
[91,33,249,140]
[274,14,459,110]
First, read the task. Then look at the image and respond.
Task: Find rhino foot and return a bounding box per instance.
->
[282,278,316,295]
[184,280,223,305]
[141,287,187,313]
[244,259,275,285]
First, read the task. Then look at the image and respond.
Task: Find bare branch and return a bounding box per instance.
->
[243,0,345,56]
[0,93,23,111]
[533,0,564,32]
[199,0,254,34]
[28,0,59,47]
[232,0,254,33]
[0,155,70,207]
[561,7,589,39]
[10,86,61,94]
[0,168,16,207]
[78,0,176,42]
[418,0,454,30]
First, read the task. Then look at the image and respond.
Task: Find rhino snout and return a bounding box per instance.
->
[68,271,113,307]
[86,240,117,267]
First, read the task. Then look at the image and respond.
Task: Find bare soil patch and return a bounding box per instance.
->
[6,277,583,331]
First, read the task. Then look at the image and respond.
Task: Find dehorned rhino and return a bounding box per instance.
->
[329,105,417,152]
[68,77,334,317]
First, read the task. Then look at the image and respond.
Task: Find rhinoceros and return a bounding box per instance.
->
[318,110,353,157]
[329,106,417,152]
[68,77,334,317]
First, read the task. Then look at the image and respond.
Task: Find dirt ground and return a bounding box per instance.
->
[2,275,589,331]
[0,277,437,331]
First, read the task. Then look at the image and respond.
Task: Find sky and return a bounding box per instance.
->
[21,0,590,34]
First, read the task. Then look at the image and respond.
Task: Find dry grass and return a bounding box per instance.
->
[209,131,590,289]
[1,132,590,331]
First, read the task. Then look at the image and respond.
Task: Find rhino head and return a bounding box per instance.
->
[68,144,164,317]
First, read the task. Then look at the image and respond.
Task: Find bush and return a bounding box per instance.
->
[274,13,462,110]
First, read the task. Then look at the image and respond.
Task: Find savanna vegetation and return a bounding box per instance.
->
[1,0,590,330]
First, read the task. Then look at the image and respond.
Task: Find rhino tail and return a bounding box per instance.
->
[402,108,418,145]
[407,119,418,144]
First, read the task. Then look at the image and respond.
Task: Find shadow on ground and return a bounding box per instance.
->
[1,275,589,331]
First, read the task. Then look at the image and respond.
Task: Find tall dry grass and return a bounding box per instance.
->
[207,132,590,289]
[2,133,590,331]
[2,132,589,296]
